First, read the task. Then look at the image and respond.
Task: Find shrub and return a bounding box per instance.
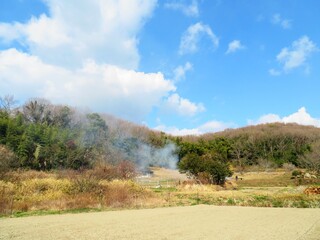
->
[0,145,18,178]
[178,153,232,185]
[116,161,136,179]
[85,161,137,181]
[257,158,276,171]
[283,163,296,172]
[292,170,302,177]
[0,181,15,214]
[298,140,320,174]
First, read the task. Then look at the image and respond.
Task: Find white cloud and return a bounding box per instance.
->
[271,14,292,29]
[165,0,199,17]
[154,125,201,136]
[276,36,318,72]
[248,114,281,125]
[0,48,176,122]
[226,40,245,54]
[282,107,320,126]
[0,0,157,69]
[0,0,207,122]
[268,68,281,76]
[173,62,193,81]
[161,93,205,117]
[0,22,24,44]
[249,107,320,127]
[198,121,235,133]
[155,120,235,136]
[179,22,219,55]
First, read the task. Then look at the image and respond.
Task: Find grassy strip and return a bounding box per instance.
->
[150,185,320,208]
[7,208,103,218]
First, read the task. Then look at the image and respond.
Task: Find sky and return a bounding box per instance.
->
[0,0,320,135]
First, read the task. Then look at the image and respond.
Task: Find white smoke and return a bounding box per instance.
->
[136,143,178,170]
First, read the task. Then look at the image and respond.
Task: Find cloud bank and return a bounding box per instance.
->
[249,107,320,127]
[157,107,320,136]
[0,48,176,121]
[0,0,204,122]
[0,0,157,69]
[155,120,235,136]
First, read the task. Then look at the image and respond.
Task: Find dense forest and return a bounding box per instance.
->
[0,96,174,172]
[1,96,320,184]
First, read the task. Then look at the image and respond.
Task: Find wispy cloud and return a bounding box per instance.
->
[225,40,245,54]
[164,0,199,17]
[271,14,292,29]
[161,93,205,117]
[268,68,281,76]
[277,36,318,72]
[270,36,318,75]
[179,22,219,55]
[173,62,193,81]
[155,120,236,136]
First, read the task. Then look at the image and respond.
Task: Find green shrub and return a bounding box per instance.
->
[178,152,232,185]
[292,170,302,177]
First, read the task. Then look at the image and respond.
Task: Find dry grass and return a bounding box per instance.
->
[234,170,320,187]
[150,167,188,181]
[152,184,320,208]
[139,168,320,208]
[0,172,155,217]
[1,168,320,217]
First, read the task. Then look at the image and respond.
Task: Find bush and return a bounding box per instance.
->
[283,163,296,172]
[0,145,18,178]
[85,161,136,181]
[298,140,320,174]
[292,170,302,177]
[178,153,232,185]
[257,158,276,171]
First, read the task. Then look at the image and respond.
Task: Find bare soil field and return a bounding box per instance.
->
[1,205,320,240]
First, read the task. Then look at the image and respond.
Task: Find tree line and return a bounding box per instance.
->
[173,123,320,183]
[0,96,174,173]
[1,95,320,184]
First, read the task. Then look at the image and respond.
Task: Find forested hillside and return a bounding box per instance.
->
[175,123,320,180]
[1,96,320,184]
[0,96,171,173]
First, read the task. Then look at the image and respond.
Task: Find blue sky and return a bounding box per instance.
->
[0,0,320,135]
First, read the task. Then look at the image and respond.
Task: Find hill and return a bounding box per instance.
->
[1,96,320,177]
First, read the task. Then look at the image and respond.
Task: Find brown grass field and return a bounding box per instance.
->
[1,205,320,240]
[1,167,320,217]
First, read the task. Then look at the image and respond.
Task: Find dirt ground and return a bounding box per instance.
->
[1,205,320,240]
[150,167,188,181]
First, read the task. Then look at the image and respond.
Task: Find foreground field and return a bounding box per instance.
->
[1,205,320,240]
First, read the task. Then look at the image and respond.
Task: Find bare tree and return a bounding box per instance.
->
[0,95,17,114]
[231,136,248,173]
[299,140,320,174]
[22,98,52,124]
